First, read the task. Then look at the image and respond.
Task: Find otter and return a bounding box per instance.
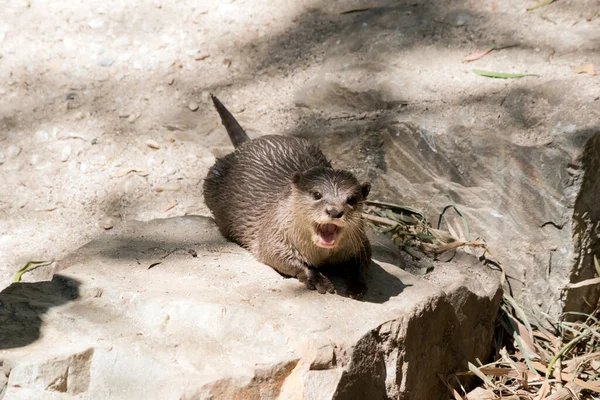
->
[203,95,372,298]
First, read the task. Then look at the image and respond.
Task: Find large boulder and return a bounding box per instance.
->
[291,100,600,328]
[0,216,501,399]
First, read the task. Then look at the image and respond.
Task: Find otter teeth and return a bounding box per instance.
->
[316,224,339,247]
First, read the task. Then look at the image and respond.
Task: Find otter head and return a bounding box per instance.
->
[291,167,370,249]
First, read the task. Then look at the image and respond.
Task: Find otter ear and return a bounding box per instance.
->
[361,182,371,199]
[292,172,303,186]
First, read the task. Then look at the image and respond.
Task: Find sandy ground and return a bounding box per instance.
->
[1,0,599,290]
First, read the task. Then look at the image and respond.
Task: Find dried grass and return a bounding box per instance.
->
[365,202,600,399]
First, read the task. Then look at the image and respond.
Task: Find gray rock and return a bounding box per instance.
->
[299,117,600,329]
[0,216,501,399]
[565,133,600,318]
[99,216,114,230]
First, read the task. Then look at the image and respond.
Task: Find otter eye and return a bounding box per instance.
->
[347,196,358,206]
[311,191,322,200]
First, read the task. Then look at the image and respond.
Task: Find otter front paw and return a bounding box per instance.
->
[298,269,335,294]
[346,280,367,300]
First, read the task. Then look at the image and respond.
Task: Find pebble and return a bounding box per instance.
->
[146,139,160,149]
[0,151,4,165]
[188,101,199,111]
[200,91,210,102]
[7,145,21,158]
[88,18,105,29]
[74,111,84,120]
[98,58,114,67]
[61,145,72,162]
[128,113,140,123]
[100,216,115,230]
[0,88,5,95]
[155,182,181,192]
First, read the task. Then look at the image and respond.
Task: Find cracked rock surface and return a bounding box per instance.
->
[1,216,502,399]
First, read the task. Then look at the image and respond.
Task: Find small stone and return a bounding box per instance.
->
[7,145,21,158]
[188,101,199,111]
[146,139,160,149]
[166,76,175,85]
[0,151,4,164]
[98,58,114,67]
[100,216,115,230]
[155,182,181,192]
[74,111,84,120]
[200,91,210,102]
[0,88,5,95]
[60,145,72,162]
[310,344,336,370]
[88,18,105,29]
[128,113,140,123]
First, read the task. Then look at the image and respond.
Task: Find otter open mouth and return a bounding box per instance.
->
[315,224,340,248]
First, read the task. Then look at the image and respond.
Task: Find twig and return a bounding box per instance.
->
[560,277,600,290]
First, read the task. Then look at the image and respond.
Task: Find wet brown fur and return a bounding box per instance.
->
[203,96,371,297]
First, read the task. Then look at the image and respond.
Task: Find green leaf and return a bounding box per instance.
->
[473,69,540,79]
[13,261,49,282]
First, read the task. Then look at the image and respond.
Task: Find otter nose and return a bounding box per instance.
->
[326,207,344,219]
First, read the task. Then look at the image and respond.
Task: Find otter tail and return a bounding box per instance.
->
[210,94,250,148]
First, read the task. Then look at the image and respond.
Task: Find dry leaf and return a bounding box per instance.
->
[162,200,178,212]
[463,48,494,62]
[572,63,596,76]
[113,167,148,178]
[533,381,550,400]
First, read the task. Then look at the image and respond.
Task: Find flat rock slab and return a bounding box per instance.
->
[0,216,502,400]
